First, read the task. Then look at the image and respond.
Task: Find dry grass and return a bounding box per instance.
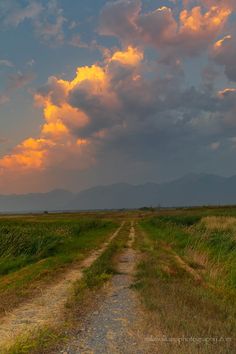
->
[186,249,209,269]
[201,216,236,231]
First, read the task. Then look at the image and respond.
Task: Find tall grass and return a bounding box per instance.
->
[143,214,236,289]
[0,218,112,276]
[189,216,236,289]
[0,215,116,315]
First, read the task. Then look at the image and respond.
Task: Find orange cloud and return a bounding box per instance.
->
[0,47,142,174]
[42,121,69,138]
[100,1,232,57]
[218,88,236,98]
[180,6,229,32]
[41,102,89,139]
[110,46,143,66]
[57,65,108,95]
[177,5,231,49]
[214,35,232,49]
[0,138,54,171]
[199,0,235,11]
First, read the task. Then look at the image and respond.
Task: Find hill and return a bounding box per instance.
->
[1,173,236,212]
[68,173,236,210]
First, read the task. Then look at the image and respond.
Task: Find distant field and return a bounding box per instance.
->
[136,208,236,353]
[0,213,116,315]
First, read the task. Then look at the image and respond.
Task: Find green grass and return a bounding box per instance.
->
[75,223,129,294]
[135,214,236,354]
[143,214,236,289]
[0,217,113,276]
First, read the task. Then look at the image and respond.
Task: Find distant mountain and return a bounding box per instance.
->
[67,173,236,210]
[0,189,74,213]
[1,174,236,212]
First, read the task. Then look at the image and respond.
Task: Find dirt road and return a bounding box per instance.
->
[0,223,124,352]
[63,222,154,354]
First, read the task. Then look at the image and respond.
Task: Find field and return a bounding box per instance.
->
[0,208,236,353]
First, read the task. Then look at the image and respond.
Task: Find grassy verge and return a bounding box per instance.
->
[3,327,66,354]
[5,221,130,354]
[134,216,236,354]
[0,214,116,315]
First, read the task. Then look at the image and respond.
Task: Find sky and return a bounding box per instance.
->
[0,0,236,194]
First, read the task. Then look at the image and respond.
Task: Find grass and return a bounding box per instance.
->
[200,216,236,231]
[135,213,236,353]
[0,216,112,275]
[5,221,130,354]
[189,216,236,290]
[4,327,66,354]
[0,214,116,315]
[142,214,236,288]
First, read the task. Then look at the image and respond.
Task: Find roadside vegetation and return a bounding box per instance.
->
[135,211,236,354]
[0,214,116,315]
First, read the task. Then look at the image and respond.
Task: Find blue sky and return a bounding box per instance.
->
[0,0,236,193]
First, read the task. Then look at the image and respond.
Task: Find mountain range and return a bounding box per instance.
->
[1,173,236,212]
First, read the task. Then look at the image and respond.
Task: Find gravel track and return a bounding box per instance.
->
[63,222,154,354]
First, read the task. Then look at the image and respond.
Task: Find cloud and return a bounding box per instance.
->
[0,47,143,174]
[0,70,35,106]
[136,6,177,47]
[0,134,93,174]
[109,46,144,66]
[100,0,232,58]
[100,0,142,43]
[7,71,35,90]
[217,88,236,126]
[174,5,231,56]
[197,0,236,11]
[1,0,66,45]
[212,35,236,82]
[70,34,83,47]
[1,0,236,192]
[2,1,43,27]
[0,59,14,68]
[0,138,54,170]
[33,0,66,44]
[2,43,232,181]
